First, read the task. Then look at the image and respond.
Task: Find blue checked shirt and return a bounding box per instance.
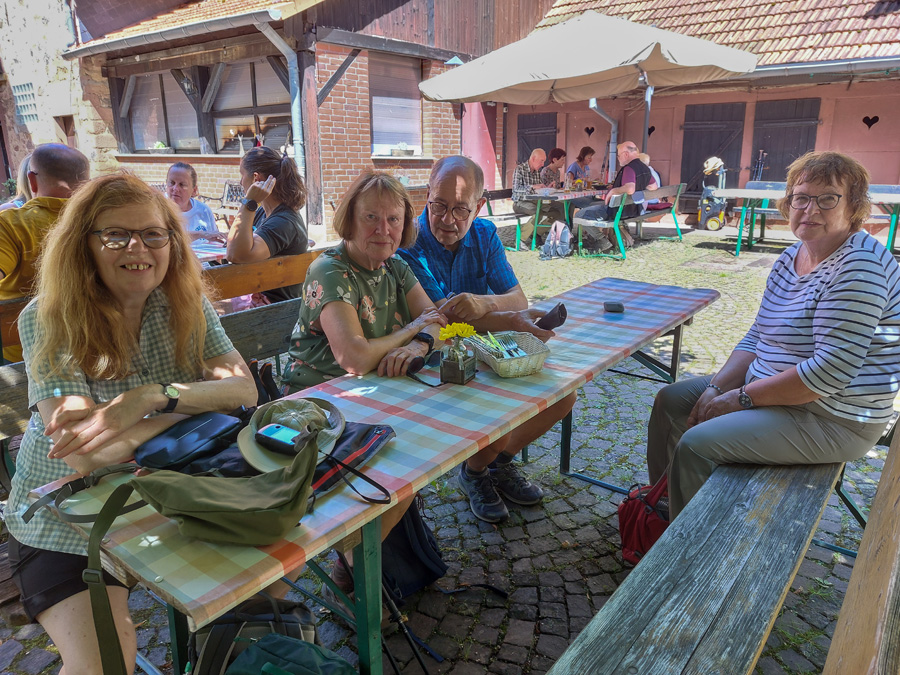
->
[397,209,520,303]
[7,290,235,556]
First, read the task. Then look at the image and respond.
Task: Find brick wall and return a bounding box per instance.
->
[116,154,241,199]
[316,44,462,235]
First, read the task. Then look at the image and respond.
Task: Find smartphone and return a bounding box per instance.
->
[255,423,301,455]
[604,301,625,313]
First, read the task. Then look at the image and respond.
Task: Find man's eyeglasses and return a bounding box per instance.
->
[428,202,472,221]
[91,227,173,249]
[787,193,842,210]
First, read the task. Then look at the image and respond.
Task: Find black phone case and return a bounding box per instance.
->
[536,302,567,330]
[255,425,298,455]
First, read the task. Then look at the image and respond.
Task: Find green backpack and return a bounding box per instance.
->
[225,633,355,675]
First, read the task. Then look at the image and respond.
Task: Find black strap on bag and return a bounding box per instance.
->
[314,449,391,506]
[22,464,142,524]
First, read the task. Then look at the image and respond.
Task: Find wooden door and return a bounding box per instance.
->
[752,99,820,181]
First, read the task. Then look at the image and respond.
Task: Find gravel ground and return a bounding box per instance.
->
[0,220,893,675]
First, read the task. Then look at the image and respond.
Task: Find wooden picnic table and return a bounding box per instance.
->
[31,277,719,675]
[524,188,606,226]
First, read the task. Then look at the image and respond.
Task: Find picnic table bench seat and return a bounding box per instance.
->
[482,188,525,251]
[572,183,685,260]
[547,461,845,675]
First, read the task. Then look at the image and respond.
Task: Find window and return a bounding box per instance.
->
[369,53,422,157]
[213,59,291,154]
[130,72,200,152]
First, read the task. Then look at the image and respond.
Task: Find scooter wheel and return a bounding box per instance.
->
[706,215,724,231]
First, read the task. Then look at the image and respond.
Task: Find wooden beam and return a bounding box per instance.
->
[299,47,323,229]
[170,68,200,107]
[201,62,226,114]
[210,104,290,118]
[823,430,900,674]
[108,76,135,153]
[191,65,217,154]
[316,49,359,107]
[266,55,291,93]
[315,27,473,63]
[119,75,136,118]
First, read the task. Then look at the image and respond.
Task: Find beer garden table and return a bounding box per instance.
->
[32,277,719,675]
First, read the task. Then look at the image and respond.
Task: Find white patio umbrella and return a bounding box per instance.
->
[420,11,756,176]
[419,11,757,105]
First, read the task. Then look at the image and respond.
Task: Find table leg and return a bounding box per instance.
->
[167,604,190,674]
[564,200,571,225]
[735,203,748,257]
[533,200,543,250]
[354,517,383,675]
[888,209,899,254]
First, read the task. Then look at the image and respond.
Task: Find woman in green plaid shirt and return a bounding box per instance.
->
[5,174,257,674]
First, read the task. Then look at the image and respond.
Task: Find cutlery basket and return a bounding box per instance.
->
[470,331,550,378]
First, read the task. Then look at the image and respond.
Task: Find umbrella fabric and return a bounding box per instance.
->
[419,11,757,104]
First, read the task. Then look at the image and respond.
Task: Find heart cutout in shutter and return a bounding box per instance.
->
[584,126,595,137]
[648,126,656,136]
[863,116,879,129]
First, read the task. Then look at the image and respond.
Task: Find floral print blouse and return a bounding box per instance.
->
[282,243,419,390]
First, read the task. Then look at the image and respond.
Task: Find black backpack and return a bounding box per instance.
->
[187,593,318,674]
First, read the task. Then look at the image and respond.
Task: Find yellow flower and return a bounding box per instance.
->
[439,322,476,341]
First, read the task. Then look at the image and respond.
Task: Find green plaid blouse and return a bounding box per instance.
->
[6,290,235,556]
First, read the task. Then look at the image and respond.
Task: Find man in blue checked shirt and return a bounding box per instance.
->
[398,155,576,524]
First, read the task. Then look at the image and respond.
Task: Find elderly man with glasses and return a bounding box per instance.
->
[398,155,576,523]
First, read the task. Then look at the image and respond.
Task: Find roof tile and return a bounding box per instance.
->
[539,0,900,64]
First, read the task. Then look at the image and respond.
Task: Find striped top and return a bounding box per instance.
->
[735,231,900,425]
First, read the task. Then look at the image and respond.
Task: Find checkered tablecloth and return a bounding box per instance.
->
[35,277,719,630]
[191,241,227,263]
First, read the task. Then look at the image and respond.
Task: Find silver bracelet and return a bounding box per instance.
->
[706,383,724,395]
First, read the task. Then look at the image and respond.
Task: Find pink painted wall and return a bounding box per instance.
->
[505,79,900,192]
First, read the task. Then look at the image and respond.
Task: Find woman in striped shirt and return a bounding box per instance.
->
[647,151,900,519]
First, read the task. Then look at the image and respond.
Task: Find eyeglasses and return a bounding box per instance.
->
[428,202,473,221]
[91,227,172,249]
[787,193,842,210]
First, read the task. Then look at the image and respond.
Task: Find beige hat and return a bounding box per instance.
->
[237,397,346,473]
[703,156,724,174]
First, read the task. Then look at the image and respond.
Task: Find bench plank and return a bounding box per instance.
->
[547,462,841,675]
[219,298,301,363]
[204,251,320,300]
[823,431,900,674]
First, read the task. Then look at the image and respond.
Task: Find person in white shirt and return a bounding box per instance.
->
[165,162,225,242]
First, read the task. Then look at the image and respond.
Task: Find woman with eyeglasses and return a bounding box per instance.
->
[282,170,446,392]
[4,174,257,673]
[647,151,900,520]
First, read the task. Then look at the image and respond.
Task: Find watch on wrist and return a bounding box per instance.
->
[241,198,259,212]
[738,385,754,409]
[411,331,434,355]
[160,384,180,413]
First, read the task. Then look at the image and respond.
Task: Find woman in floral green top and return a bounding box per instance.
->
[283,171,446,391]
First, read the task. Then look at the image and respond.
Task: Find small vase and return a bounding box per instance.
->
[440,339,476,385]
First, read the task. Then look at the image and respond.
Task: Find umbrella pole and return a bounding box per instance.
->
[641,85,654,153]
[589,98,618,183]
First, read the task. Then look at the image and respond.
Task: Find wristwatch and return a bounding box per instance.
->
[738,385,754,409]
[411,332,434,355]
[241,197,259,212]
[159,384,180,413]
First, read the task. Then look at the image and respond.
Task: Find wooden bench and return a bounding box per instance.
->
[0,252,321,360]
[0,361,32,626]
[547,460,847,674]
[573,183,685,260]
[823,428,900,673]
[483,188,524,251]
[219,297,301,365]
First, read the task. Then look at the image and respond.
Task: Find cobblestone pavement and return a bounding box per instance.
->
[0,222,891,674]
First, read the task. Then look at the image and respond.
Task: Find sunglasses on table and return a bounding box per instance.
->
[91,227,173,249]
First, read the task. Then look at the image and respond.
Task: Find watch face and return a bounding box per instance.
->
[164,385,180,399]
[739,391,752,408]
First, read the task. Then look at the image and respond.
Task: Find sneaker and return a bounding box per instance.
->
[457,463,509,523]
[490,459,544,505]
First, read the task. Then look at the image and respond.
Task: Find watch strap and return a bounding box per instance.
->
[412,331,434,355]
[160,384,179,414]
[241,198,259,212]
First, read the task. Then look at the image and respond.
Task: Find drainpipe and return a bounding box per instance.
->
[255,22,304,172]
[641,84,654,154]
[589,97,617,183]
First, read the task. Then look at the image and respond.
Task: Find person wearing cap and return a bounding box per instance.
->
[397,155,576,524]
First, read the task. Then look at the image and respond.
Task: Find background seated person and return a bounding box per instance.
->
[398,155,577,524]
[578,141,657,248]
[227,146,308,303]
[540,148,567,189]
[638,153,670,211]
[4,174,257,674]
[281,170,443,603]
[567,145,599,212]
[165,161,224,242]
[647,151,900,520]
[0,154,33,212]
[512,148,566,248]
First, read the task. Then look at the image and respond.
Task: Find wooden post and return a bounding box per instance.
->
[298,41,323,229]
[107,77,135,154]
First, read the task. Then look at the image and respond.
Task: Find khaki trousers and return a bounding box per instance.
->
[647,376,885,519]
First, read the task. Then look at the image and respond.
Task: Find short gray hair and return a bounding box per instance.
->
[429,156,485,201]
